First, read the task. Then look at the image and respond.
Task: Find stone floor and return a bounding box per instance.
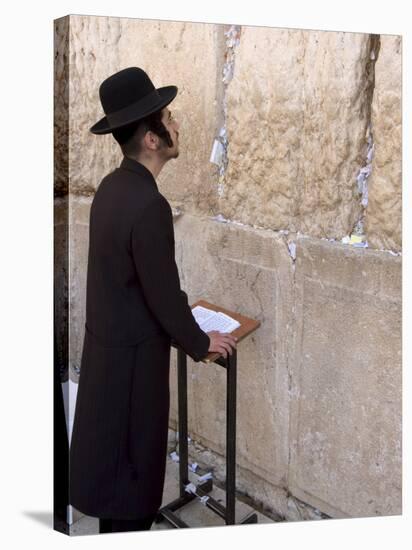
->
[69,454,275,536]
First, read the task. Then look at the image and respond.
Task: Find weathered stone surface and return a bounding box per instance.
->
[66,15,221,212]
[289,237,401,517]
[169,214,294,490]
[57,18,402,247]
[68,196,92,382]
[222,28,374,240]
[366,35,402,251]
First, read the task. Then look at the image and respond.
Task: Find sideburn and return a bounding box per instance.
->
[157,123,174,148]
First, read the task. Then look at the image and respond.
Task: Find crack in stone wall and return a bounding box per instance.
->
[350,35,381,248]
[217,25,241,198]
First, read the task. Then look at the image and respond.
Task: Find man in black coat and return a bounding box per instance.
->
[69,67,237,534]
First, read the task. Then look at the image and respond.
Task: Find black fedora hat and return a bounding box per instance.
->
[90,67,178,135]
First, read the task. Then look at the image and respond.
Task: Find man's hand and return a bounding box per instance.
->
[207,331,238,359]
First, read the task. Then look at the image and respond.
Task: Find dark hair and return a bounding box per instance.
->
[111,109,173,155]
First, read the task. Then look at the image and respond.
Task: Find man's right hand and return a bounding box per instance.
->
[206,330,238,359]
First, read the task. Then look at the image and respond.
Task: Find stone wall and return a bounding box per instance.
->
[54,15,402,520]
[366,35,402,251]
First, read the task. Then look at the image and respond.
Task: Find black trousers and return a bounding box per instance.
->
[99,511,158,533]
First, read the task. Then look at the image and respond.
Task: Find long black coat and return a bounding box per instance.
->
[69,156,210,520]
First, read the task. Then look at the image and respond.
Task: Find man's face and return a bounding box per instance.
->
[160,107,180,159]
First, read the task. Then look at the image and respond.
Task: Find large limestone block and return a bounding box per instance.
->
[170,214,294,489]
[65,15,220,211]
[68,196,92,382]
[289,237,401,518]
[366,36,402,251]
[223,28,374,239]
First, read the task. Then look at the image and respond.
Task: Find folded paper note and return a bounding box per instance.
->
[197,471,213,482]
[192,305,240,333]
[184,482,197,495]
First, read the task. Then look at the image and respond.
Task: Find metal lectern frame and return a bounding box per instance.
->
[157,343,258,528]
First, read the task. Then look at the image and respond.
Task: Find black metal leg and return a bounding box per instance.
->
[226,348,237,525]
[177,347,189,495]
[159,344,257,528]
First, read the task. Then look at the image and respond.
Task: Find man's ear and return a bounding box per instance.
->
[143,130,160,151]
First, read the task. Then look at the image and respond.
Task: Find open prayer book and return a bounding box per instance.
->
[192,305,241,334]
